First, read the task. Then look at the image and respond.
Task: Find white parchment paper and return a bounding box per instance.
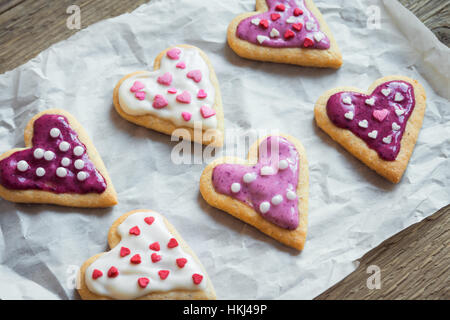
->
[0,0,448,299]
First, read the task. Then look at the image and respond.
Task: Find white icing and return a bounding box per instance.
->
[243,172,257,183]
[383,136,392,144]
[74,159,85,170]
[392,122,401,131]
[271,195,283,206]
[44,150,55,161]
[33,148,44,159]
[50,128,60,138]
[257,35,270,44]
[365,97,375,106]
[344,111,354,120]
[61,157,71,167]
[259,202,270,214]
[36,167,45,177]
[77,171,88,181]
[56,167,67,178]
[118,47,217,130]
[74,146,84,156]
[85,211,206,299]
[342,96,352,105]
[17,160,29,172]
[368,130,378,139]
[381,89,391,97]
[358,120,369,128]
[59,141,70,152]
[278,160,289,170]
[286,190,297,201]
[231,182,241,193]
[260,166,275,176]
[270,28,280,38]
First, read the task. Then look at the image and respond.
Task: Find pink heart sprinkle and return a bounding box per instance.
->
[167,88,177,94]
[157,72,172,86]
[166,48,181,60]
[200,106,216,119]
[176,91,191,104]
[373,109,389,122]
[176,61,186,69]
[187,70,202,83]
[197,89,207,99]
[135,91,146,100]
[181,112,192,122]
[153,94,168,109]
[130,81,145,93]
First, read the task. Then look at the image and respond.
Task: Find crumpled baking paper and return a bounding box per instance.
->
[0,0,448,300]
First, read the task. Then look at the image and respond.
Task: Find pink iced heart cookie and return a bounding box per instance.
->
[114,45,224,147]
[78,210,216,300]
[0,109,117,207]
[227,0,342,68]
[314,76,427,183]
[200,135,309,250]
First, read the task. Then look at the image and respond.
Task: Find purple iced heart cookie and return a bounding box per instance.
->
[326,80,415,161]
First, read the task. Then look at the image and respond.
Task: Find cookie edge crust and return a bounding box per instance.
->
[113,44,224,147]
[77,209,217,300]
[227,0,343,68]
[199,134,309,251]
[0,108,118,207]
[314,75,427,183]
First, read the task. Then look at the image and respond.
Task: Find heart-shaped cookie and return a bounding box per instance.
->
[77,209,216,300]
[200,135,308,250]
[113,45,224,147]
[314,76,427,183]
[0,109,117,207]
[227,0,342,68]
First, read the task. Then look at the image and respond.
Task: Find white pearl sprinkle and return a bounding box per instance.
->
[243,172,257,183]
[73,146,84,156]
[59,141,70,152]
[61,157,71,167]
[286,190,297,201]
[259,202,270,214]
[278,160,289,170]
[260,166,275,176]
[17,160,29,172]
[77,171,88,181]
[50,128,61,138]
[271,195,283,206]
[44,150,55,161]
[56,167,67,178]
[36,167,45,177]
[231,182,241,193]
[74,159,85,170]
[33,148,45,159]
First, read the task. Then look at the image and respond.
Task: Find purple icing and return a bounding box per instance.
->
[326,81,416,161]
[236,0,330,49]
[0,114,107,194]
[212,136,300,230]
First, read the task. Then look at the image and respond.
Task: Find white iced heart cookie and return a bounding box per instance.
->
[78,210,216,300]
[113,45,224,146]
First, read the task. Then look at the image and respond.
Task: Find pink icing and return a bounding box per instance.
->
[0,114,107,194]
[187,70,202,83]
[166,48,181,60]
[326,80,415,161]
[157,72,173,86]
[212,136,300,230]
[181,112,192,122]
[236,0,330,49]
[176,91,191,104]
[200,106,216,119]
[152,94,168,109]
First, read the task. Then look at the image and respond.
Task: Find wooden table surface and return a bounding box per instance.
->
[0,0,449,300]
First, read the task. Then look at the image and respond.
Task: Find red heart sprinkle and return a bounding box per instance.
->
[303,38,314,47]
[144,216,155,225]
[192,273,203,285]
[92,269,103,280]
[284,29,295,40]
[294,8,303,16]
[120,246,131,257]
[129,226,140,236]
[151,253,162,263]
[182,112,192,122]
[271,13,281,21]
[176,258,187,268]
[292,23,303,31]
[107,266,119,278]
[275,4,285,11]
[138,277,149,288]
[259,19,269,29]
[149,242,160,251]
[158,270,170,280]
[167,238,179,248]
[130,254,141,264]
